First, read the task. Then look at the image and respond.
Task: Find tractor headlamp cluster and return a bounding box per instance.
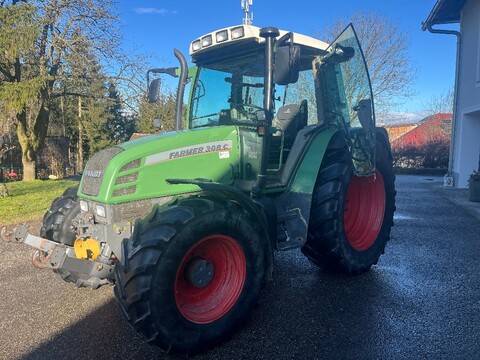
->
[95,204,106,218]
[79,199,106,218]
[80,200,88,212]
[191,26,245,53]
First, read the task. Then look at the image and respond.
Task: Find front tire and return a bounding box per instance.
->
[40,186,79,246]
[114,197,266,353]
[302,138,396,274]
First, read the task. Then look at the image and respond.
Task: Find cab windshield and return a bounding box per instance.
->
[190,53,267,128]
[190,50,319,128]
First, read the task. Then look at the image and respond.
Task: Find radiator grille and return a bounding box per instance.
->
[82,146,124,196]
[111,196,174,222]
[120,159,141,172]
[115,173,138,185]
[112,186,137,197]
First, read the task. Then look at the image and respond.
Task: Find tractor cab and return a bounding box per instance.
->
[186,25,331,183]
[187,25,328,129]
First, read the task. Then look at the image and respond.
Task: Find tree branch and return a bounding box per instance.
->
[0,64,14,81]
[51,91,96,99]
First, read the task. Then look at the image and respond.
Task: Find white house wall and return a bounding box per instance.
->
[453,0,480,188]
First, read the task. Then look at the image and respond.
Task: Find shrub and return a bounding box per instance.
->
[392,140,449,169]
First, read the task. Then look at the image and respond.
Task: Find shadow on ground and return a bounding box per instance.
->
[19,253,396,360]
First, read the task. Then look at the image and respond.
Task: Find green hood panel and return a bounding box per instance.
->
[78,127,240,204]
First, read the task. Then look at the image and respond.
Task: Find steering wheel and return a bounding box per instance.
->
[233,103,263,118]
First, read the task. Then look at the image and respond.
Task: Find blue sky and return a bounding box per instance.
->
[117,0,458,121]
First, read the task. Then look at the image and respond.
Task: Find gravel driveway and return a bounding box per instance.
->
[1,175,479,359]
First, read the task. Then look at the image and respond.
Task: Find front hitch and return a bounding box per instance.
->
[2,224,62,267]
[1,224,115,279]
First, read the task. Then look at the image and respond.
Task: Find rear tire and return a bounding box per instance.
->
[114,197,266,353]
[302,138,396,274]
[40,186,110,288]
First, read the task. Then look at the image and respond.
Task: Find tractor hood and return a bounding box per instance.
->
[78,127,240,204]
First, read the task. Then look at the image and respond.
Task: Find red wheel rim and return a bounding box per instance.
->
[344,171,386,251]
[174,234,246,324]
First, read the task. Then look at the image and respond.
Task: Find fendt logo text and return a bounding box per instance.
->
[85,170,102,178]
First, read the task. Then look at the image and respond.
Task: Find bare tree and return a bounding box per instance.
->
[318,11,417,118]
[421,88,454,116]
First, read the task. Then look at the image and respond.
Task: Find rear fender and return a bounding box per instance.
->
[289,126,339,193]
[273,127,341,250]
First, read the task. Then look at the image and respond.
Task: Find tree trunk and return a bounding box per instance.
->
[16,103,50,182]
[77,122,84,172]
[76,96,84,173]
[22,157,36,181]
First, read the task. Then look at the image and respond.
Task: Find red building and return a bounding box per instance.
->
[385,124,418,144]
[386,113,452,150]
[385,113,452,169]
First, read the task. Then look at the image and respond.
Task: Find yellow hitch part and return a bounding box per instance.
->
[74,238,100,260]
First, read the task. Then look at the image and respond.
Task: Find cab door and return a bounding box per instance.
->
[314,24,376,175]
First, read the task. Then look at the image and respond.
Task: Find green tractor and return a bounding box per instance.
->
[5,23,395,353]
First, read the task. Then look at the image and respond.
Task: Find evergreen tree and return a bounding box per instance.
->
[105,82,135,144]
[0,0,121,180]
[137,92,177,134]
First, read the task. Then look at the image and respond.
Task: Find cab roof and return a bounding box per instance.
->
[190,24,329,65]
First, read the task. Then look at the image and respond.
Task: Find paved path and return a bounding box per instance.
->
[0,175,479,359]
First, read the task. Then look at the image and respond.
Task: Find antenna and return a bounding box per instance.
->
[241,0,253,25]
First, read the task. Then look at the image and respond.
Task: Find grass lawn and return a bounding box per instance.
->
[0,179,79,226]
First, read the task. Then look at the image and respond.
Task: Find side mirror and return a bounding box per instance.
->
[148,78,160,103]
[354,99,373,130]
[274,45,301,85]
[146,66,178,104]
[322,44,355,65]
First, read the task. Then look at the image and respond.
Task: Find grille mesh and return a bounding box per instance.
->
[120,159,141,172]
[112,186,137,197]
[82,146,124,196]
[111,196,173,222]
[115,173,138,185]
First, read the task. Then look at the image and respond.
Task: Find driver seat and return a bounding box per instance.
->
[269,100,308,169]
[272,99,308,150]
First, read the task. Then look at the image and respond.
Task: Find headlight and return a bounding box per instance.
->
[216,30,228,43]
[201,35,212,48]
[231,26,245,39]
[79,200,88,212]
[192,39,201,52]
[96,205,106,218]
